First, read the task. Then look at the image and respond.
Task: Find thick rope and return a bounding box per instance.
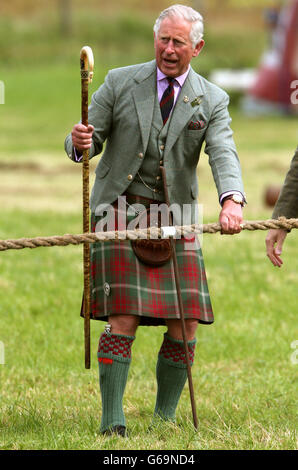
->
[0,217,297,252]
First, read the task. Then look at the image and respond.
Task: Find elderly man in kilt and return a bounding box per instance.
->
[65,4,245,436]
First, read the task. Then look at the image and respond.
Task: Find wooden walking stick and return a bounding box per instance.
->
[80,46,94,369]
[160,165,199,430]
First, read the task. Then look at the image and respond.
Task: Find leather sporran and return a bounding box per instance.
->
[130,207,173,267]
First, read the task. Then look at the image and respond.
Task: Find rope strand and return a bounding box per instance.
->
[0,217,297,252]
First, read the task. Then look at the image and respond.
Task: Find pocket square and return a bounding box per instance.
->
[188,120,205,130]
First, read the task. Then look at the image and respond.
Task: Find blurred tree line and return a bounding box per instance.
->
[0,0,276,76]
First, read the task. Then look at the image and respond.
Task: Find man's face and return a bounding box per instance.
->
[154,16,204,78]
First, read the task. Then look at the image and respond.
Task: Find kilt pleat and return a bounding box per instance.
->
[85,196,214,326]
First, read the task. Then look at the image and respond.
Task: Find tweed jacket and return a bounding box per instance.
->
[65,60,245,219]
[272,147,298,219]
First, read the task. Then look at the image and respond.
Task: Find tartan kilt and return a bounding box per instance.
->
[83,195,214,326]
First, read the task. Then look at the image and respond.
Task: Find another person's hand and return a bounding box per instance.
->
[71,124,94,153]
[219,199,243,234]
[265,228,288,267]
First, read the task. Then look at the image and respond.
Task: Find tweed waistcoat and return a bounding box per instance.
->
[127,90,172,201]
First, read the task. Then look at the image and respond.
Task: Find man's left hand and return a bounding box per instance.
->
[219,199,243,235]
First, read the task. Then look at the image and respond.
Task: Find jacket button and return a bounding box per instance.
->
[127,174,133,181]
[138,152,144,158]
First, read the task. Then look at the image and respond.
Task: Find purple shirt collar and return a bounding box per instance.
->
[156,65,191,87]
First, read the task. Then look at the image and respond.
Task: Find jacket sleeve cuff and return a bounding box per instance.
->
[219,191,247,206]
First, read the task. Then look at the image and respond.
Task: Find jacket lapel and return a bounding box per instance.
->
[132,61,157,153]
[164,67,204,158]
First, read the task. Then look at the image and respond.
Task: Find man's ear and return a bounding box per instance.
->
[192,39,205,58]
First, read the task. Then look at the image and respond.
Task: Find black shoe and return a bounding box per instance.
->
[102,425,126,437]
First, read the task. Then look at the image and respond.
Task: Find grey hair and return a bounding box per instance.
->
[153,4,204,48]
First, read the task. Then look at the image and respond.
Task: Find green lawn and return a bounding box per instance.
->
[0,207,297,449]
[0,5,297,450]
[0,112,297,450]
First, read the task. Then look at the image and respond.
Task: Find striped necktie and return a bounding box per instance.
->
[160,77,175,125]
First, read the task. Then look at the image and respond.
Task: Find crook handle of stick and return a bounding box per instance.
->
[80,46,94,369]
[160,166,199,430]
[80,46,94,126]
[80,46,94,85]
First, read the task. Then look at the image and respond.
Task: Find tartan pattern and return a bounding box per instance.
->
[88,198,214,326]
[97,332,134,362]
[159,333,196,366]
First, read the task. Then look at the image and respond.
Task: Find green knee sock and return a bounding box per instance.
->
[154,333,197,421]
[97,332,135,433]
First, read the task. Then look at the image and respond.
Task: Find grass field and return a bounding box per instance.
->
[0,2,297,450]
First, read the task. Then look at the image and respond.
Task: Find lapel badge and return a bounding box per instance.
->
[191,96,202,107]
[183,96,190,103]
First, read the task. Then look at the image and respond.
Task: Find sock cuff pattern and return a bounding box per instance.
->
[97,332,135,363]
[158,333,197,368]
